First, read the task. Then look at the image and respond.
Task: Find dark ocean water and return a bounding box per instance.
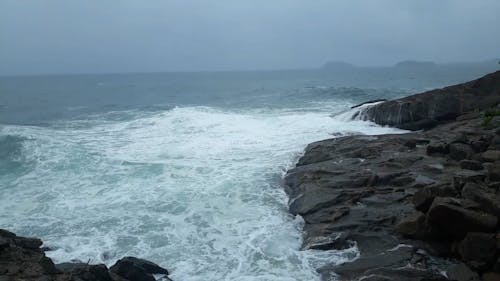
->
[0,65,497,280]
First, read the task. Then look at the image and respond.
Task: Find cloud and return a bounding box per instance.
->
[0,0,499,75]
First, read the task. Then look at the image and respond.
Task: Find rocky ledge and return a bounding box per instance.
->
[0,229,172,281]
[284,71,500,281]
[363,71,500,130]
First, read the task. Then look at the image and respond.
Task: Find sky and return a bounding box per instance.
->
[0,0,499,75]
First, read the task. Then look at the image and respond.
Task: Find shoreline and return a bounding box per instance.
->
[0,228,173,281]
[284,71,500,280]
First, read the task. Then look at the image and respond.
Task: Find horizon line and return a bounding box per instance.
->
[1,58,498,78]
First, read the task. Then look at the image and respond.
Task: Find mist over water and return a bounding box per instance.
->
[0,68,496,280]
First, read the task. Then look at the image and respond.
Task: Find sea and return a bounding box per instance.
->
[0,65,497,280]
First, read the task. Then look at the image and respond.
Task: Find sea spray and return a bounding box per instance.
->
[0,106,404,280]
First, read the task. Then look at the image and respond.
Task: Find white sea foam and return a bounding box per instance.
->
[0,106,404,280]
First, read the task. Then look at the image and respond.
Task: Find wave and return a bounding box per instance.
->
[0,105,403,280]
[330,101,386,122]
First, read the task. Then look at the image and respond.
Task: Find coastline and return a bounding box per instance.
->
[2,71,499,281]
[284,71,500,280]
[0,228,173,281]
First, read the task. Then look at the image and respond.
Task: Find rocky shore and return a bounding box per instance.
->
[284,71,500,280]
[0,229,172,281]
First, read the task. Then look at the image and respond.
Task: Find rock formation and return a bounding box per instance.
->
[362,71,500,130]
[285,71,500,280]
[0,229,172,281]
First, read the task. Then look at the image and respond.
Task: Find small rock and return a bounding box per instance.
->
[461,182,500,216]
[450,143,474,161]
[458,232,497,271]
[396,212,430,239]
[404,139,417,149]
[427,141,450,155]
[489,136,500,150]
[460,160,484,171]
[472,140,491,153]
[446,263,481,281]
[486,162,500,181]
[453,170,487,190]
[413,184,456,212]
[110,257,169,281]
[482,150,500,162]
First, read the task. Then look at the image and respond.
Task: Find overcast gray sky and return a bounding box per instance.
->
[1,0,499,75]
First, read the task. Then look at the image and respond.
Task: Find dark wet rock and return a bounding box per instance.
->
[0,229,172,281]
[0,231,59,279]
[13,236,43,250]
[285,76,500,279]
[482,150,500,162]
[459,160,484,171]
[110,257,169,281]
[427,141,450,155]
[461,182,500,216]
[396,212,431,239]
[63,264,113,281]
[285,132,462,279]
[0,229,16,238]
[458,232,497,271]
[446,263,481,281]
[426,197,497,238]
[56,262,91,272]
[450,143,474,161]
[453,170,487,191]
[361,71,500,130]
[413,184,457,212]
[486,162,500,181]
[326,245,448,281]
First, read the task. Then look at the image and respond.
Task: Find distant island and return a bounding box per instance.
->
[321,59,500,70]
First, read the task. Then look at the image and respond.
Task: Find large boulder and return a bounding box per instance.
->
[426,197,497,238]
[458,232,497,271]
[396,212,431,239]
[110,257,169,281]
[461,182,500,217]
[412,184,457,212]
[361,71,500,130]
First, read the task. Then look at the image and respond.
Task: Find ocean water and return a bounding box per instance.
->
[0,68,495,280]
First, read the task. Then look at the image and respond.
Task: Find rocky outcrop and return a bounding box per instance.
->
[361,71,500,130]
[0,229,172,281]
[284,72,500,280]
